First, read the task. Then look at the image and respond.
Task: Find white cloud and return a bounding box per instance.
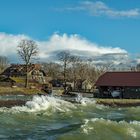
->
[0,32,127,65]
[38,33,127,58]
[0,33,30,62]
[62,1,140,18]
[0,32,29,56]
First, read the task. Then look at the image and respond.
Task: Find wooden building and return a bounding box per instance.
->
[82,79,93,92]
[95,72,140,99]
[0,64,46,84]
[0,76,16,87]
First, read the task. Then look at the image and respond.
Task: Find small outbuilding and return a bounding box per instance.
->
[82,79,93,92]
[95,72,140,99]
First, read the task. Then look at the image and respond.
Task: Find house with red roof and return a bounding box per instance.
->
[95,72,140,99]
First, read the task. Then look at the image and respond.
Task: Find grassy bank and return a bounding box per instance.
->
[0,87,44,95]
[97,99,140,107]
[0,100,26,108]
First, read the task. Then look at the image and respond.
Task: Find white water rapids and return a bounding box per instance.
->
[0,95,140,140]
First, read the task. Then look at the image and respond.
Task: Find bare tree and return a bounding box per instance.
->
[135,63,140,71]
[56,51,71,92]
[96,62,114,76]
[17,39,38,88]
[69,55,81,89]
[42,62,61,79]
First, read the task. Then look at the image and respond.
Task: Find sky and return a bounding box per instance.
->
[0,0,140,66]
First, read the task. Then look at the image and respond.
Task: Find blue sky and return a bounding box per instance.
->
[0,0,140,65]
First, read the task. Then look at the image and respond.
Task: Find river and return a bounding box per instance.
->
[0,95,140,140]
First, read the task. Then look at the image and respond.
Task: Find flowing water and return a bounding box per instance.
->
[0,95,140,140]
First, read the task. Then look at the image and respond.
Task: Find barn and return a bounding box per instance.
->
[95,72,140,99]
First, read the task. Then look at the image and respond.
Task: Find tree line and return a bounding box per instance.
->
[1,38,140,89]
[16,39,102,89]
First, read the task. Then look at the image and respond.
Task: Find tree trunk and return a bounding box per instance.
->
[64,60,67,93]
[25,64,28,88]
[73,69,76,90]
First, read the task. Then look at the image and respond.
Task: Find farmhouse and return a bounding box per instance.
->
[68,79,93,92]
[95,72,140,99]
[1,64,46,84]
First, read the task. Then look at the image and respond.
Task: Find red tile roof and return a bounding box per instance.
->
[96,72,140,87]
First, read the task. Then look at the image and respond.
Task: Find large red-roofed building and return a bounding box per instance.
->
[95,72,140,99]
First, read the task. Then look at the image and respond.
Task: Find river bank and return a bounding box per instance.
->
[0,87,44,95]
[0,100,26,108]
[0,87,140,107]
[97,99,140,107]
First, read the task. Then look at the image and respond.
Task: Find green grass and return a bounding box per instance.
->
[0,87,44,95]
[96,98,140,107]
[97,98,140,102]
[11,77,25,83]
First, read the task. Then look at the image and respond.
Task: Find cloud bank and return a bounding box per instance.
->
[60,1,140,18]
[0,32,128,65]
[38,33,127,58]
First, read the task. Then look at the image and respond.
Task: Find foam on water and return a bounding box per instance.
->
[0,95,76,113]
[0,94,140,139]
[75,93,96,105]
[26,95,76,112]
[75,93,108,110]
[81,118,140,138]
[0,94,108,114]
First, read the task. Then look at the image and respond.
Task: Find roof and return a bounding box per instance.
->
[0,64,46,77]
[95,72,140,87]
[0,76,16,83]
[82,79,92,85]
